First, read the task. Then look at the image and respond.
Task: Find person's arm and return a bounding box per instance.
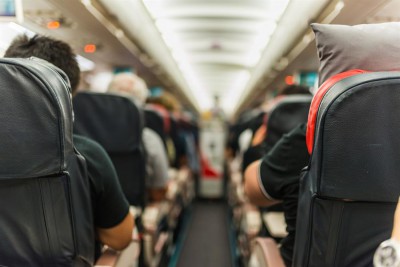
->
[244,160,280,207]
[148,188,168,202]
[97,212,134,250]
[143,129,170,202]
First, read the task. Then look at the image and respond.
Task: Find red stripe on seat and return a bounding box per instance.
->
[306,70,368,154]
[148,104,171,133]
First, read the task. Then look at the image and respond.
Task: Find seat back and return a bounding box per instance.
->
[144,107,166,145]
[0,58,94,266]
[170,113,186,168]
[264,95,312,151]
[241,96,311,174]
[73,92,146,207]
[144,104,177,165]
[294,71,400,267]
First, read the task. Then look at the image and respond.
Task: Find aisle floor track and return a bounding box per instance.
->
[175,201,233,267]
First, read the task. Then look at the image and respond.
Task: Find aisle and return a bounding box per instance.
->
[176,201,233,267]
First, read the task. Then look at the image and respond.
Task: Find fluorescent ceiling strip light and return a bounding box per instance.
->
[221,70,251,115]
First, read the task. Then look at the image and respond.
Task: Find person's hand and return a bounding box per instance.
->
[252,124,267,146]
[392,197,400,241]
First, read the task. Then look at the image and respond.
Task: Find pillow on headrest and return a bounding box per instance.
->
[311,22,400,85]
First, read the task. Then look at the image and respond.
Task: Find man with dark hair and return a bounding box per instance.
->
[4,34,133,258]
[5,35,81,92]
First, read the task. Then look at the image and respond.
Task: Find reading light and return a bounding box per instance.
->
[84,44,96,53]
[285,75,295,85]
[47,21,60,29]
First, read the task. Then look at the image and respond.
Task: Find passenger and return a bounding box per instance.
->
[4,35,133,257]
[147,92,188,168]
[243,85,311,267]
[241,84,311,173]
[108,73,170,202]
[244,122,308,266]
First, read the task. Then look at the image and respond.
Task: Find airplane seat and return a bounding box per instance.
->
[294,70,400,266]
[249,238,285,267]
[0,58,94,266]
[144,104,177,165]
[144,106,166,147]
[256,95,312,236]
[263,94,312,152]
[73,92,146,208]
[170,113,187,168]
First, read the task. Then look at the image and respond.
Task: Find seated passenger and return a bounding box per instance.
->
[147,92,188,168]
[108,73,170,202]
[241,85,311,173]
[244,123,309,267]
[4,35,133,257]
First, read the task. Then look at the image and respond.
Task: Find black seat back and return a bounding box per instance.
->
[170,113,186,168]
[264,95,312,151]
[0,58,94,266]
[294,71,400,267]
[73,92,146,207]
[144,107,166,145]
[144,104,177,165]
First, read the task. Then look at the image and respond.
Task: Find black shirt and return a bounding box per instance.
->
[258,123,309,267]
[74,135,130,257]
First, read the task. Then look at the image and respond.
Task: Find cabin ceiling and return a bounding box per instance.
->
[4,0,400,117]
[98,0,329,116]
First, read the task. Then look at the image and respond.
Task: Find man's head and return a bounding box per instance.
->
[107,72,149,105]
[4,34,80,93]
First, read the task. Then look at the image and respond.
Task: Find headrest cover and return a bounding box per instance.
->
[0,58,73,178]
[73,92,143,153]
[312,22,400,85]
[306,70,368,154]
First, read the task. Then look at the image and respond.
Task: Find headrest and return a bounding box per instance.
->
[145,104,171,133]
[312,23,400,85]
[73,92,143,153]
[306,70,368,154]
[0,57,73,178]
[266,94,312,146]
[306,71,400,201]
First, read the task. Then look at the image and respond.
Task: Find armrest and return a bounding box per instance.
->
[250,238,285,267]
[142,202,169,234]
[94,249,119,267]
[241,204,262,237]
[94,226,141,267]
[262,212,288,238]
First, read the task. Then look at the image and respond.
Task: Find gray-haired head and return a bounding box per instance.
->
[107,72,149,105]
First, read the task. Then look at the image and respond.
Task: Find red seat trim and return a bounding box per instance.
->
[148,104,171,133]
[306,70,368,154]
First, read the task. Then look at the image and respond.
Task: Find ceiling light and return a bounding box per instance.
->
[142,0,291,115]
[47,20,60,29]
[221,70,251,115]
[84,44,96,53]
